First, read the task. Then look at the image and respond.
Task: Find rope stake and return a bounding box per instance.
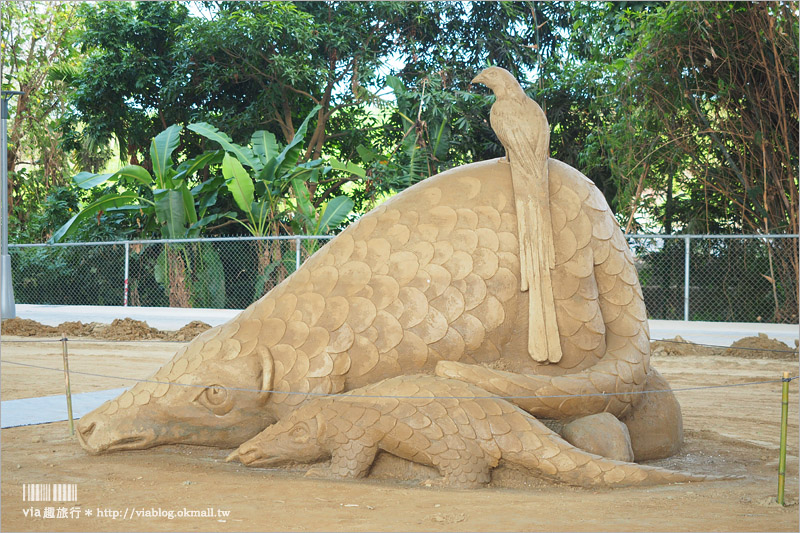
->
[777,371,790,505]
[60,333,74,436]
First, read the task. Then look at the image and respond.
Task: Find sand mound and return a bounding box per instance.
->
[650,336,725,357]
[91,318,164,340]
[651,333,798,360]
[1,317,212,342]
[724,333,798,360]
[163,321,213,341]
[58,321,99,337]
[1,317,60,337]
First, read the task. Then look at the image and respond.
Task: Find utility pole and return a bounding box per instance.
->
[1,90,22,319]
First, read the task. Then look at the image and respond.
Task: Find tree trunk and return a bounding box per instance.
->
[664,176,674,235]
[255,239,289,297]
[166,246,191,308]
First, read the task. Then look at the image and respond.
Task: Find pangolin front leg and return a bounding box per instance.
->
[330,440,379,479]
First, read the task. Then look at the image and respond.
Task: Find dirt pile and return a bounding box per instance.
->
[724,333,798,360]
[1,317,211,341]
[650,336,725,357]
[92,318,163,340]
[163,321,213,341]
[651,333,798,360]
[59,321,99,337]
[0,317,60,337]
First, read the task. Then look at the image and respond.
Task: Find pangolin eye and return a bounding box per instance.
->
[194,385,233,415]
[204,386,228,406]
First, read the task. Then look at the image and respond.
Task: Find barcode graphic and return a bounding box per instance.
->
[22,484,77,502]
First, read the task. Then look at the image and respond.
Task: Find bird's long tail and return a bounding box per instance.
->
[511,151,562,364]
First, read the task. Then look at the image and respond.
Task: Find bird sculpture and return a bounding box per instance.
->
[471,66,561,364]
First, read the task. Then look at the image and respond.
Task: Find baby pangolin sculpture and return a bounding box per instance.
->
[228,375,715,488]
[76,68,684,486]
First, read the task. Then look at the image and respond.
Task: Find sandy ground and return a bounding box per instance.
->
[1,336,798,532]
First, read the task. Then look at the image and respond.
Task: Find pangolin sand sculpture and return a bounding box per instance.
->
[77,68,686,486]
[229,375,718,488]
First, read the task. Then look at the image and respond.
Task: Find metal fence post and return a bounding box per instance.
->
[1,91,23,319]
[684,235,690,321]
[123,241,130,307]
[295,237,301,272]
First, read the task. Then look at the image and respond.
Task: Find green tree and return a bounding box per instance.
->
[573,2,797,235]
[1,0,81,231]
[572,1,797,321]
[52,124,230,307]
[58,1,190,164]
[57,2,592,211]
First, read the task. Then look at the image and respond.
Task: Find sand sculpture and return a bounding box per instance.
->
[228,375,717,488]
[77,67,688,486]
[472,67,561,364]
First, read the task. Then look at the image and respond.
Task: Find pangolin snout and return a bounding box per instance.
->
[76,413,104,453]
[77,409,156,454]
[232,441,266,466]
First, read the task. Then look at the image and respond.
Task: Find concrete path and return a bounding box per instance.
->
[12,304,239,331]
[1,388,127,429]
[8,304,799,346]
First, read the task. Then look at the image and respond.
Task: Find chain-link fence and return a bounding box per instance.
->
[9,236,332,311]
[628,234,798,324]
[8,234,798,323]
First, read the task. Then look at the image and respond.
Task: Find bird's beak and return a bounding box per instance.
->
[471,73,486,86]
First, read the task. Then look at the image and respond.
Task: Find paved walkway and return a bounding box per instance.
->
[8,304,799,346]
[1,388,126,429]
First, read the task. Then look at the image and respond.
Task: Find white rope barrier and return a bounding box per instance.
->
[0,358,796,401]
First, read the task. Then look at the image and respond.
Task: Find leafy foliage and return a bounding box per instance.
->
[7,1,797,320]
[58,1,190,163]
[574,2,798,235]
[190,106,362,238]
[50,122,233,307]
[50,123,228,242]
[1,1,82,229]
[189,107,362,298]
[51,2,582,213]
[570,1,798,321]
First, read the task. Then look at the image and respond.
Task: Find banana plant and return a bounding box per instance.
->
[189,106,363,296]
[189,105,363,238]
[51,124,230,242]
[51,124,231,308]
[379,75,454,188]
